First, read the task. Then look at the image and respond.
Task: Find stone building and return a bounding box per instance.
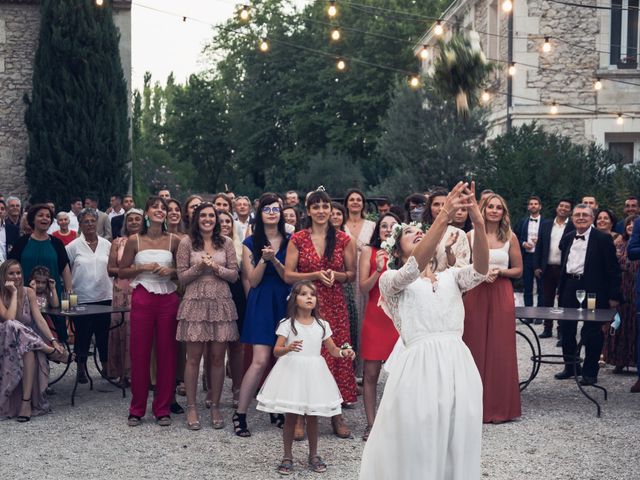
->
[416,0,640,163]
[0,0,131,199]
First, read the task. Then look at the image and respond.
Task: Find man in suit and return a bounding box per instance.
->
[0,199,19,261]
[614,196,639,234]
[517,196,544,315]
[534,199,575,339]
[555,204,621,385]
[84,194,112,240]
[111,194,135,239]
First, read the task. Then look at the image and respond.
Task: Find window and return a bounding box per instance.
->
[609,142,635,163]
[487,0,499,61]
[610,0,639,67]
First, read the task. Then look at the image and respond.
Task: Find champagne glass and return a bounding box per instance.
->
[61,292,70,313]
[576,289,586,310]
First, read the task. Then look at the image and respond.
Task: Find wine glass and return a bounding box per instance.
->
[576,289,586,310]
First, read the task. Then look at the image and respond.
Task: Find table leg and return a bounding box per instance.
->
[573,340,607,417]
[517,318,543,391]
[48,342,72,387]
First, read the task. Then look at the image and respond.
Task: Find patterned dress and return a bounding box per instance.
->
[107,237,132,382]
[603,238,638,368]
[291,229,357,403]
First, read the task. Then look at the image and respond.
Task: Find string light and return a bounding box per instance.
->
[328,0,338,17]
[508,63,516,76]
[337,58,347,71]
[481,91,491,103]
[594,78,602,90]
[259,39,269,52]
[550,102,558,115]
[95,0,104,6]
[617,114,624,125]
[542,37,551,53]
[182,16,187,22]
[409,76,420,88]
[419,45,429,60]
[434,21,444,36]
[239,5,250,21]
[502,0,513,12]
[331,28,341,41]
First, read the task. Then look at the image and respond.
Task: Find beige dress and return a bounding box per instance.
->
[176,236,239,342]
[107,237,131,382]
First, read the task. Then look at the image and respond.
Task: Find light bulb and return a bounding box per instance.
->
[240,6,250,21]
[508,63,516,76]
[550,102,558,115]
[481,91,491,103]
[331,29,341,41]
[259,39,269,52]
[419,45,429,60]
[617,114,624,125]
[409,76,420,88]
[95,0,104,5]
[594,79,602,90]
[328,1,337,17]
[434,21,444,36]
[542,37,551,53]
[502,0,513,12]
[337,59,346,71]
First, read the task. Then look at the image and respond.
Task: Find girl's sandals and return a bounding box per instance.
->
[232,411,251,437]
[16,398,31,423]
[308,455,327,473]
[277,458,294,475]
[186,405,201,431]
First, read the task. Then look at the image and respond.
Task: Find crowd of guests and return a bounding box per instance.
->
[1,186,639,471]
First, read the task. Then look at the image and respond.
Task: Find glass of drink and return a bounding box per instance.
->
[587,293,597,311]
[61,292,70,312]
[69,292,78,311]
[576,289,586,310]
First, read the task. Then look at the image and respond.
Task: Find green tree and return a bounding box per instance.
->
[24,0,129,207]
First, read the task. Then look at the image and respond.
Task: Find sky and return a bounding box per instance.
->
[131,0,235,90]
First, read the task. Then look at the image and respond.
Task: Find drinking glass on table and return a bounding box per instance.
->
[61,292,70,312]
[587,293,596,311]
[69,291,78,311]
[576,289,586,310]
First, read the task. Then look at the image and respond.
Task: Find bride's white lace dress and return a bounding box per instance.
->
[359,256,485,480]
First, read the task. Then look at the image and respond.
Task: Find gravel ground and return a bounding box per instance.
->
[3,322,640,480]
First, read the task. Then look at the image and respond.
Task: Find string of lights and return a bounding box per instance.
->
[546,0,639,11]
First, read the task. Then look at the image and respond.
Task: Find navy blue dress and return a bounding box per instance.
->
[240,235,290,346]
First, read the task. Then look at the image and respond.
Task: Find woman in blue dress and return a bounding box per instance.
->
[233,193,290,437]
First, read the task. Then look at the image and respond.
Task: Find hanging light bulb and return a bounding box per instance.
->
[542,37,551,53]
[182,16,187,22]
[336,59,346,71]
[328,0,337,17]
[481,91,491,103]
[419,45,429,60]
[331,28,341,41]
[239,5,250,21]
[434,20,444,36]
[550,102,558,115]
[617,114,624,125]
[409,76,420,88]
[95,0,104,6]
[594,78,602,90]
[508,63,516,76]
[502,0,513,12]
[259,39,269,52]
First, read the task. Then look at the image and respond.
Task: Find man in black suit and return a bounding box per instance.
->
[555,204,621,385]
[0,199,19,261]
[517,196,544,315]
[534,199,575,339]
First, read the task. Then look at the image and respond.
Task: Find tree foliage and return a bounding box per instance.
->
[25,0,129,207]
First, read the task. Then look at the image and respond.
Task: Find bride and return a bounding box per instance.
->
[359,182,489,480]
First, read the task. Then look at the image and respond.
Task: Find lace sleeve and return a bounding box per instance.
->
[378,256,421,332]
[454,265,486,293]
[453,229,471,268]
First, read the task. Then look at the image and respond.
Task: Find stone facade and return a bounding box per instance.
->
[0,0,131,200]
[416,0,640,160]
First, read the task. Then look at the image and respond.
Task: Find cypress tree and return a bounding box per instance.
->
[24,0,129,207]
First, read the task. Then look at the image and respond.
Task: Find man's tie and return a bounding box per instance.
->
[530,218,538,222]
[575,234,585,240]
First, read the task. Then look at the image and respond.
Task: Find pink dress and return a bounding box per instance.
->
[107,237,131,381]
[0,289,51,418]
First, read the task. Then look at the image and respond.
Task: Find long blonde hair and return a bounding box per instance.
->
[481,194,512,243]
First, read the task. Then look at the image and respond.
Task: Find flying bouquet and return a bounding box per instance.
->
[431,32,495,117]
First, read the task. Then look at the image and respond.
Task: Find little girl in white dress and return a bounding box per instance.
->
[257,280,356,475]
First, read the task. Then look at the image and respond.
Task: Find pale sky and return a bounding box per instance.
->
[131,0,235,89]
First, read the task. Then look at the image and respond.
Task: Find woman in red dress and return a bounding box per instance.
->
[285,189,357,438]
[463,194,523,423]
[359,213,401,441]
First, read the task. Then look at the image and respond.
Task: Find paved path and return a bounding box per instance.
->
[2,323,640,479]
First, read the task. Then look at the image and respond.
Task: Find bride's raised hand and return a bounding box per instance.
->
[441,182,472,221]
[465,182,484,225]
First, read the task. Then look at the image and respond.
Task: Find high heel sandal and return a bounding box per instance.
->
[232,411,251,437]
[16,398,31,423]
[186,405,201,431]
[210,404,224,429]
[47,347,73,364]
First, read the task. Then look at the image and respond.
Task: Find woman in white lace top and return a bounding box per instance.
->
[359,182,489,480]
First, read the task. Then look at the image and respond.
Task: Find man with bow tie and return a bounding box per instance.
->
[517,196,544,313]
[555,204,621,385]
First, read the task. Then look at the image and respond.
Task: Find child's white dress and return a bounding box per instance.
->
[257,319,343,417]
